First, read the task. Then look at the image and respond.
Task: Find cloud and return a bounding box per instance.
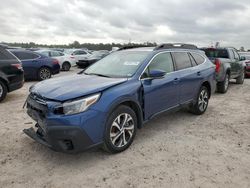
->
[0,0,250,49]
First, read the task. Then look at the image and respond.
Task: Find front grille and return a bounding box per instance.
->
[27,93,48,117]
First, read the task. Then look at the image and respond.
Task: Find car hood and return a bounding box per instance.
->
[30,74,127,101]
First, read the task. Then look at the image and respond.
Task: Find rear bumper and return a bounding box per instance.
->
[52,64,60,75]
[8,80,24,92]
[23,124,96,153]
[7,73,24,92]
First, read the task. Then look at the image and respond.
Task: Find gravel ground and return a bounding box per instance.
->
[0,67,250,188]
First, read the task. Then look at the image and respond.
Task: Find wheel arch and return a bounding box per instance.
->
[108,99,143,129]
[0,77,9,92]
[201,81,211,98]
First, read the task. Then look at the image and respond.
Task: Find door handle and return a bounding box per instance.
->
[197,71,201,76]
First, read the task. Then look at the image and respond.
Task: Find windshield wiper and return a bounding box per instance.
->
[85,73,111,78]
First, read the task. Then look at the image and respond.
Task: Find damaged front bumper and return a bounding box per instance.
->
[23,123,95,153]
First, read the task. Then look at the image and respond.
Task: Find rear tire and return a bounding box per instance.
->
[189,86,209,115]
[62,62,71,71]
[38,67,52,81]
[0,80,7,102]
[103,105,137,153]
[217,73,230,93]
[236,71,245,84]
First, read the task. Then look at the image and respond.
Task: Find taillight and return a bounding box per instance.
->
[52,59,59,65]
[11,63,23,70]
[215,58,221,73]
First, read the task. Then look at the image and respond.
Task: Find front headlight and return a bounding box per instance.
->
[60,93,100,115]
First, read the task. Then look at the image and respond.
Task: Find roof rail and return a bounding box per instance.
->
[117,45,153,51]
[154,43,198,50]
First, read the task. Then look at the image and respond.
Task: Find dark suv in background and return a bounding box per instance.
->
[0,46,24,102]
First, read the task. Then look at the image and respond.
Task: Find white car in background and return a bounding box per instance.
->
[64,49,91,63]
[37,50,77,71]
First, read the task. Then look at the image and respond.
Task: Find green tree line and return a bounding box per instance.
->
[2,41,157,50]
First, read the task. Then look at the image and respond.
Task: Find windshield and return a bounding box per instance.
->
[203,49,229,58]
[84,51,150,78]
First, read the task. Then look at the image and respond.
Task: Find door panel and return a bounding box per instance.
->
[141,52,179,119]
[142,72,180,119]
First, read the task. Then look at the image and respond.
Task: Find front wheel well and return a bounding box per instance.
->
[119,101,143,129]
[201,81,211,98]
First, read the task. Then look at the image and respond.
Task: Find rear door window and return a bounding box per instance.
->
[172,52,192,70]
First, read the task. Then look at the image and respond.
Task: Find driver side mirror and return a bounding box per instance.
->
[149,69,166,79]
[240,56,246,61]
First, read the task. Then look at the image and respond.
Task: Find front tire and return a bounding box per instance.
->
[0,80,7,102]
[189,86,209,115]
[38,67,52,81]
[103,105,137,153]
[217,73,230,93]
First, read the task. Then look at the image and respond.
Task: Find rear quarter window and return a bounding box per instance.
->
[191,53,205,65]
[0,49,17,60]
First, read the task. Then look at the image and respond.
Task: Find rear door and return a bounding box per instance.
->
[172,52,203,104]
[141,52,180,119]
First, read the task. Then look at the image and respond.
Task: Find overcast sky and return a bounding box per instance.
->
[1,0,250,49]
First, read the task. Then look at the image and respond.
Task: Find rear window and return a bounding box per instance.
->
[12,51,39,60]
[0,49,16,60]
[203,49,229,58]
[172,52,192,70]
[191,53,205,65]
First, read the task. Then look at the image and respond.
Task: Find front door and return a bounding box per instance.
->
[141,52,180,119]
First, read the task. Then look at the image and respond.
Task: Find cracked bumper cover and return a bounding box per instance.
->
[23,125,95,153]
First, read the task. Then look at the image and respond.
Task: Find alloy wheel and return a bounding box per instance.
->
[110,113,135,148]
[39,68,51,80]
[198,89,209,112]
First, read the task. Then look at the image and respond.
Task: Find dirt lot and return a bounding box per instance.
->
[0,67,250,188]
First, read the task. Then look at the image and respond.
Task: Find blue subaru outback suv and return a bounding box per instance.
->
[24,44,216,153]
